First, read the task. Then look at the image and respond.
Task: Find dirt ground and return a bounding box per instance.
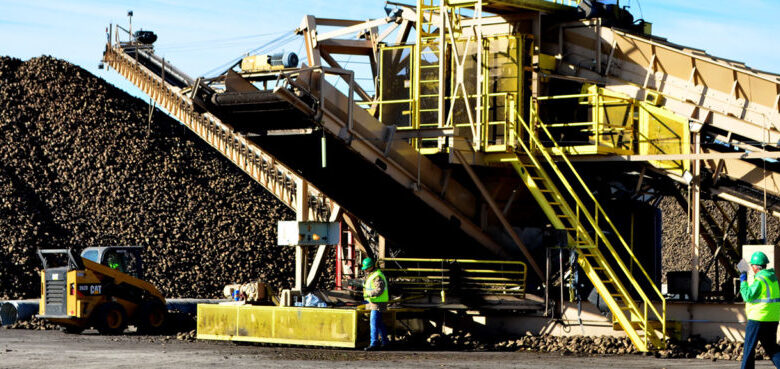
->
[0,329,774,369]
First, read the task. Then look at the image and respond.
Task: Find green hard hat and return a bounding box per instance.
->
[750,251,770,266]
[361,257,374,270]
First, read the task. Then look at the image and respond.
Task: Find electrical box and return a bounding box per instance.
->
[538,53,557,72]
[742,244,779,284]
[644,91,664,106]
[666,271,711,300]
[277,221,341,246]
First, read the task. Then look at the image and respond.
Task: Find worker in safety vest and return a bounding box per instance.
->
[361,257,389,350]
[740,251,780,369]
[106,253,123,272]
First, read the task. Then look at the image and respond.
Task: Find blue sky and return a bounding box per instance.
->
[2,0,779,99]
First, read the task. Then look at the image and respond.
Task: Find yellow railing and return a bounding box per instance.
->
[450,91,517,151]
[379,258,527,298]
[376,44,415,129]
[509,101,665,351]
[482,0,581,9]
[535,86,634,156]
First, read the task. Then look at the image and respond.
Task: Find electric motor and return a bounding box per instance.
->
[134,30,158,45]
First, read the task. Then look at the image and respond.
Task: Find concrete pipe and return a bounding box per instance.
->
[166,299,227,315]
[0,300,40,325]
[0,299,224,324]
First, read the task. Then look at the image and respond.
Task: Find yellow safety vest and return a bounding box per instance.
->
[744,269,780,322]
[363,270,389,303]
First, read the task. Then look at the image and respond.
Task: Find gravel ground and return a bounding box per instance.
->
[0,329,776,369]
[2,316,764,362]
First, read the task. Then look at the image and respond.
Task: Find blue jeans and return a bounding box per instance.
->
[369,310,388,347]
[742,320,780,369]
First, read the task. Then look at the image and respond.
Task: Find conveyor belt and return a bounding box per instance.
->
[103,45,331,221]
[556,23,780,151]
[104,43,526,263]
[550,21,780,215]
[208,90,314,132]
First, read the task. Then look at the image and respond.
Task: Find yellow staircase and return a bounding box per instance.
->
[510,103,667,351]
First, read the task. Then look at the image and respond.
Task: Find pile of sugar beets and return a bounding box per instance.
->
[421,331,765,361]
[0,55,312,300]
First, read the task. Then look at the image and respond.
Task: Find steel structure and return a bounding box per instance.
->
[103,0,780,351]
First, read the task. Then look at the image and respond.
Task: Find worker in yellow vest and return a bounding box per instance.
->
[362,257,389,350]
[740,251,780,369]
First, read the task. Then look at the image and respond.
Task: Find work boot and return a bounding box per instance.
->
[364,345,379,351]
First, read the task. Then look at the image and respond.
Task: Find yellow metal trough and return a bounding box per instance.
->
[197,304,364,348]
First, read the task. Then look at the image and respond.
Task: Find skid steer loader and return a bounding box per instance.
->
[37,246,167,334]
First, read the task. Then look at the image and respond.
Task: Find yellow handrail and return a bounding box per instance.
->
[535,89,635,154]
[380,257,527,298]
[383,257,526,265]
[514,120,656,347]
[530,103,664,303]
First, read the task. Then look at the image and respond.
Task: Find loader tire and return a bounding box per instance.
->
[136,300,167,334]
[95,302,128,335]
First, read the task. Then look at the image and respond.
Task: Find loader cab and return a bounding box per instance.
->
[80,246,143,279]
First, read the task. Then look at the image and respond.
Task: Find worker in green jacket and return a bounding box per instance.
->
[362,257,389,351]
[740,251,780,369]
[106,253,124,273]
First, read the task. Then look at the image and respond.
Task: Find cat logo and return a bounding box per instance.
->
[77,284,103,296]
